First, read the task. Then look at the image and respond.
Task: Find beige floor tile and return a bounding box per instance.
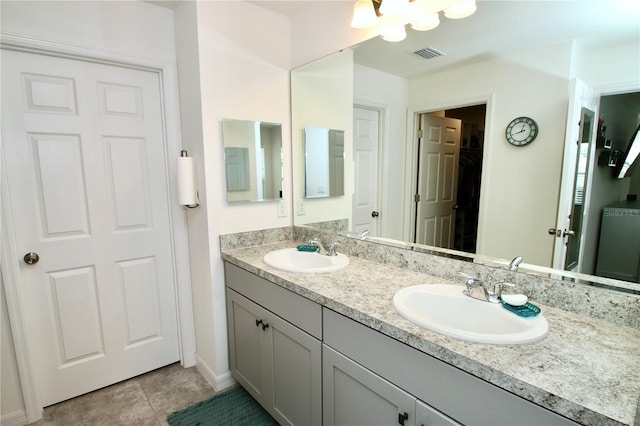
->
[29,363,216,425]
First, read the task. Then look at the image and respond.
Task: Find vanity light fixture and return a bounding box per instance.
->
[351,0,477,42]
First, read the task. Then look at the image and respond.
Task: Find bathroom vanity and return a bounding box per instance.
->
[222,237,640,426]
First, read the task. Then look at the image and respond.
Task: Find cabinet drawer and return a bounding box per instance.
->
[323,308,578,426]
[224,262,322,339]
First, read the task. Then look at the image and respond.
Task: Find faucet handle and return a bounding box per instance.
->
[494,282,516,298]
[326,241,339,256]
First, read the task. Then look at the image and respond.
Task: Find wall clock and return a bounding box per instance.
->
[505,116,538,146]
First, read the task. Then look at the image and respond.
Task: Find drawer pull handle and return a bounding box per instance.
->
[398,412,408,425]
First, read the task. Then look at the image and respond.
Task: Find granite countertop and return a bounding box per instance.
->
[222,242,640,426]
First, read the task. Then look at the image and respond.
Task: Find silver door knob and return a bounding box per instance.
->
[563,229,576,238]
[23,252,39,265]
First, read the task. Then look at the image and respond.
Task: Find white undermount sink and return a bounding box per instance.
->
[393,284,548,344]
[263,248,349,273]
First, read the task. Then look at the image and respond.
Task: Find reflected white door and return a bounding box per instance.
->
[552,79,599,271]
[2,50,180,405]
[415,114,461,248]
[352,107,380,236]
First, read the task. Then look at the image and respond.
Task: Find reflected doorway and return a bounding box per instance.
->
[416,105,486,253]
[565,107,595,270]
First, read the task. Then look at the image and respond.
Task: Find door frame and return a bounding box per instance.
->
[551,79,640,273]
[406,94,495,249]
[0,33,196,422]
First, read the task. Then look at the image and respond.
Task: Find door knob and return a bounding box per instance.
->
[23,252,40,265]
[371,211,380,218]
[563,229,576,237]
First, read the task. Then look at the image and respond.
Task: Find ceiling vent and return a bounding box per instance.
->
[413,47,445,60]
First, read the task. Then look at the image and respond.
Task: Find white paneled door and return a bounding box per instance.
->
[415,114,461,248]
[352,107,380,236]
[2,50,180,406]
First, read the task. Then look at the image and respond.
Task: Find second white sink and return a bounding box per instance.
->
[393,284,548,344]
[263,248,349,273]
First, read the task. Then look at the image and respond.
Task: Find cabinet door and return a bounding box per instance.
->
[226,289,272,404]
[323,345,415,426]
[227,288,322,426]
[270,314,322,426]
[415,400,461,426]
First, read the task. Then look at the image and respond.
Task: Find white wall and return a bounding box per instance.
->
[182,0,292,386]
[1,0,176,63]
[289,1,375,68]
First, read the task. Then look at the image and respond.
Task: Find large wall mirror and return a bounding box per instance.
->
[223,119,283,203]
[291,1,640,293]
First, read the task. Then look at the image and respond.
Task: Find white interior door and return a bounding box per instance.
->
[352,107,380,236]
[2,49,180,406]
[415,114,461,248]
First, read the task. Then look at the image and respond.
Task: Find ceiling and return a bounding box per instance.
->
[252,0,640,78]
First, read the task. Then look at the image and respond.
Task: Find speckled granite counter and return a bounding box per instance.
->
[222,241,640,426]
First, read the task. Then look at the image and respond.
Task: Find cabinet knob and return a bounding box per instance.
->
[256,319,263,327]
[398,412,408,425]
[261,322,270,331]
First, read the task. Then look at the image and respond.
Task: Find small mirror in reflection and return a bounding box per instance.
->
[223,119,283,203]
[304,126,345,198]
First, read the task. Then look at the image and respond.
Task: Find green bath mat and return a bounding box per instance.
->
[167,386,279,426]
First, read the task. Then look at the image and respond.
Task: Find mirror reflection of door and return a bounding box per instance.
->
[304,127,345,198]
[352,106,380,236]
[414,114,461,248]
[565,108,595,270]
[413,106,485,252]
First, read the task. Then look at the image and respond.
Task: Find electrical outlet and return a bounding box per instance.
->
[277,199,287,218]
[297,199,305,215]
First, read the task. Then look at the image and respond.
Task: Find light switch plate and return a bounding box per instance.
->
[297,199,305,215]
[277,199,287,218]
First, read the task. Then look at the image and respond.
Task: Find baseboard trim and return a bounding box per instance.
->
[1,410,27,426]
[195,356,236,392]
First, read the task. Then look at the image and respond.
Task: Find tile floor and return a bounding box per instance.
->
[30,363,223,425]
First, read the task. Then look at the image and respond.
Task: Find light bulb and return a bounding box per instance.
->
[444,0,477,19]
[381,25,407,42]
[351,0,379,28]
[379,0,409,16]
[411,12,440,31]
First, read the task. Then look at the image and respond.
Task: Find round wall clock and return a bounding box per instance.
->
[505,116,538,146]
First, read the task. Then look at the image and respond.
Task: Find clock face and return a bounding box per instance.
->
[506,117,538,146]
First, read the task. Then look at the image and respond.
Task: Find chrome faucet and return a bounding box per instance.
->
[463,276,514,304]
[509,256,524,271]
[309,238,339,256]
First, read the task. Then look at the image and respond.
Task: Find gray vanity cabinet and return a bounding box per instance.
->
[323,345,459,426]
[225,262,578,426]
[323,309,578,426]
[323,345,416,426]
[225,263,322,426]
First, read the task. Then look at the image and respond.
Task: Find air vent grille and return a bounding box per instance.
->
[413,47,445,60]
